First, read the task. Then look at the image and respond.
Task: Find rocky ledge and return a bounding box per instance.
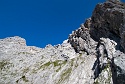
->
[0,0,125,84]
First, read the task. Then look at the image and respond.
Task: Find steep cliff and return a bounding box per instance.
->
[0,0,125,84]
[68,0,125,84]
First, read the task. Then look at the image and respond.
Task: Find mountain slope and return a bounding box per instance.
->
[0,36,96,84]
[0,0,125,84]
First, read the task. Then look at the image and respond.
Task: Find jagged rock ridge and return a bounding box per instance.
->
[0,0,125,84]
[68,0,125,84]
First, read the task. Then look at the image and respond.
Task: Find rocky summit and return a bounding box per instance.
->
[0,0,125,84]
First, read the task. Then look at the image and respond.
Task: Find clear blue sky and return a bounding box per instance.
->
[0,0,124,48]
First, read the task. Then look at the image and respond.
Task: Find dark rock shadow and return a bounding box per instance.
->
[92,42,102,79]
[111,58,125,84]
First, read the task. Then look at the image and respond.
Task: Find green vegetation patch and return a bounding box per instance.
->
[0,61,8,70]
[22,75,29,82]
[32,60,67,73]
[0,60,12,70]
[95,62,112,84]
[94,80,99,84]
[53,60,67,67]
[18,52,31,55]
[70,54,85,68]
[23,67,29,73]
[53,60,67,72]
[57,68,72,84]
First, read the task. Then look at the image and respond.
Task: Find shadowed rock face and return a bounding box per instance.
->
[69,0,125,53]
[68,0,125,84]
[1,1,125,84]
[90,0,125,52]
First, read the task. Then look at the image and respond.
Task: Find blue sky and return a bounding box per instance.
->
[0,0,124,48]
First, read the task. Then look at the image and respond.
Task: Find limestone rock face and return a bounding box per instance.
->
[68,0,125,84]
[113,51,125,84]
[1,1,125,84]
[0,36,96,84]
[68,25,97,54]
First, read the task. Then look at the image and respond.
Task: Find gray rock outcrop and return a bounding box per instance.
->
[1,0,125,84]
[68,0,125,84]
[90,0,125,52]
[0,36,96,84]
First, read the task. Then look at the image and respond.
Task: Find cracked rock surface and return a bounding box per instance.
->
[1,0,125,84]
[68,0,125,84]
[0,36,96,84]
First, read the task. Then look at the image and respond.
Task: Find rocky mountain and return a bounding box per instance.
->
[0,0,125,84]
